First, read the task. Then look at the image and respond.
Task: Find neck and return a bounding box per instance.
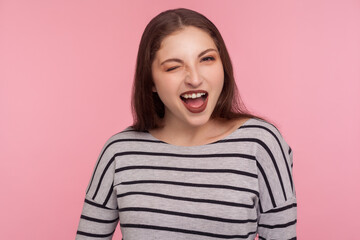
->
[153,117,223,146]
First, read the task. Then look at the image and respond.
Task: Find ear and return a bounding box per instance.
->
[152,85,157,92]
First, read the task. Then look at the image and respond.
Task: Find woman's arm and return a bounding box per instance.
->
[255,125,297,239]
[76,136,119,239]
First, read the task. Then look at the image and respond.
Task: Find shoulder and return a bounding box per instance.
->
[241,117,290,145]
[244,118,293,179]
[106,126,139,141]
[99,126,158,155]
[232,117,292,158]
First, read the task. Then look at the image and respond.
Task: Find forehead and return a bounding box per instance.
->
[156,27,217,57]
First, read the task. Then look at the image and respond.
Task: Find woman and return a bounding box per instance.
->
[76,8,297,240]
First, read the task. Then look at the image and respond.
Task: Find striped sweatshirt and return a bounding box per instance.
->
[76,117,297,240]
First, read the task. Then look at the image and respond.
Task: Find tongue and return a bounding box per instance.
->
[185,97,204,108]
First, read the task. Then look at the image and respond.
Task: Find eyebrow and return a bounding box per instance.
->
[160,48,218,66]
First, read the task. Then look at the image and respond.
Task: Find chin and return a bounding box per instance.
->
[184,114,212,128]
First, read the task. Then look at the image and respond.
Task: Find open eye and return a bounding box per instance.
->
[201,56,215,62]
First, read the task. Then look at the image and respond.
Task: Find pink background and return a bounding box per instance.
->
[1,0,359,239]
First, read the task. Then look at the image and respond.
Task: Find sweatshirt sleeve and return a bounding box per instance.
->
[76,136,119,239]
[255,126,297,240]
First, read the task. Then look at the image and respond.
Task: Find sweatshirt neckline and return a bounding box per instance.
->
[145,117,254,149]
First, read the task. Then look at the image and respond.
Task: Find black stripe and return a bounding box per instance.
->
[103,180,114,206]
[115,165,257,178]
[119,207,257,223]
[116,180,259,197]
[80,214,118,224]
[260,235,297,239]
[258,219,297,229]
[117,191,255,208]
[113,138,162,143]
[84,198,114,210]
[259,200,263,213]
[92,156,115,199]
[264,202,297,214]
[120,223,256,239]
[257,162,276,208]
[76,229,115,238]
[114,151,256,160]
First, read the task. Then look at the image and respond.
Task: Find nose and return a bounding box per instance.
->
[184,66,203,88]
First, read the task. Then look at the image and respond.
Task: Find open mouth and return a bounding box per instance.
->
[179,92,209,113]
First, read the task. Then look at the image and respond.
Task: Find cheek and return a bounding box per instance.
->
[153,73,179,92]
[152,74,166,93]
[206,60,224,77]
[152,79,177,102]
[211,66,225,91]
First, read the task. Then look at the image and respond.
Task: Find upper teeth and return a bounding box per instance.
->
[181,92,206,99]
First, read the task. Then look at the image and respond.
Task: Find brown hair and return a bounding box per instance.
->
[131,8,271,131]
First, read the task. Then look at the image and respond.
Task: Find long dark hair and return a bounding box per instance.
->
[131,8,271,131]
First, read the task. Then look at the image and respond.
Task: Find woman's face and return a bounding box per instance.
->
[151,26,224,129]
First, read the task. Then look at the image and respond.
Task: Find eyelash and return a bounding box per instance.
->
[166,56,215,72]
